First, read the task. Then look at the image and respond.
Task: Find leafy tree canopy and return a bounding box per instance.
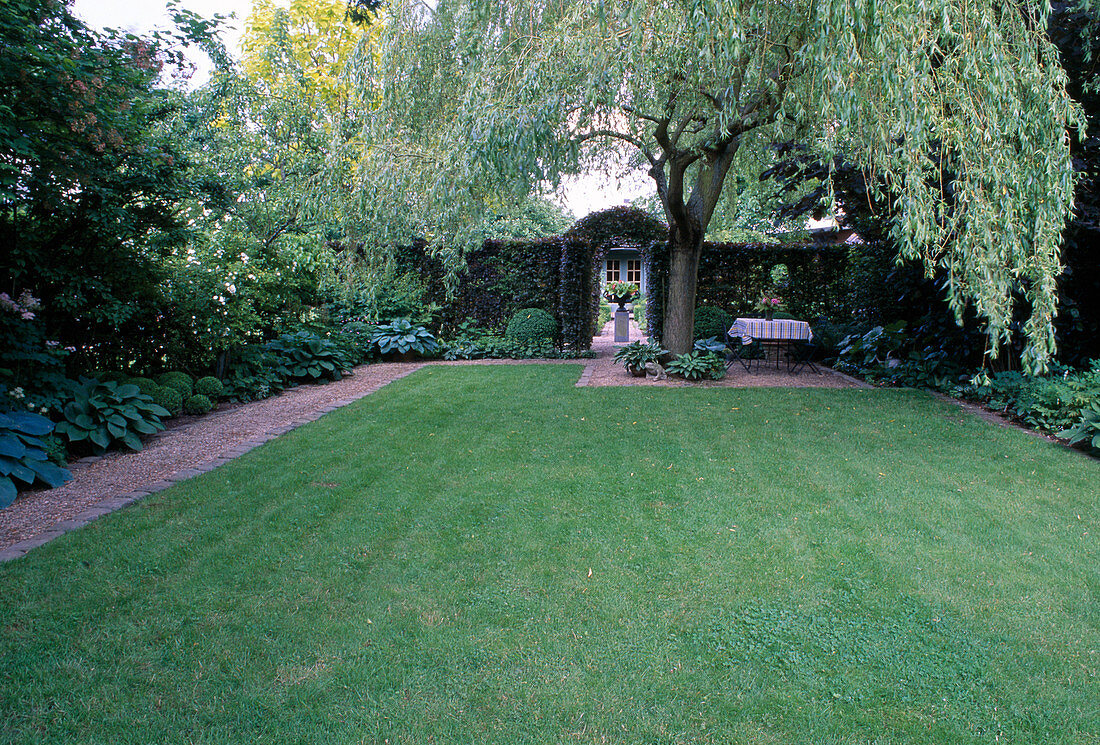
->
[346,0,1082,366]
[243,0,371,125]
[0,0,209,365]
[476,196,575,240]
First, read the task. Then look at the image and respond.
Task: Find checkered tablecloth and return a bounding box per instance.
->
[729,318,814,344]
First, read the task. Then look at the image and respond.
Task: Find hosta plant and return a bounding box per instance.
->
[54,379,170,455]
[1060,402,1100,453]
[265,331,353,383]
[693,336,728,354]
[613,341,668,376]
[223,346,287,402]
[0,411,72,508]
[370,318,439,357]
[666,351,727,381]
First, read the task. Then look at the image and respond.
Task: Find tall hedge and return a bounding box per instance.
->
[411,237,596,350]
[644,242,850,345]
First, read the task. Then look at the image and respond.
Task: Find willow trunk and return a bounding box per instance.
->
[663,240,703,355]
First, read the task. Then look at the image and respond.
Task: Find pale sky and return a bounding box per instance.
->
[70,0,654,219]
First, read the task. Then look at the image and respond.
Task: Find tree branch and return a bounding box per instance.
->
[574,129,657,165]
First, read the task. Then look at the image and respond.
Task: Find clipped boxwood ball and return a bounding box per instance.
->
[195,376,224,399]
[152,384,183,418]
[183,394,213,416]
[693,306,733,342]
[126,377,160,397]
[505,308,558,347]
[157,371,194,397]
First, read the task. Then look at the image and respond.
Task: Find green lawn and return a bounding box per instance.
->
[1,365,1097,744]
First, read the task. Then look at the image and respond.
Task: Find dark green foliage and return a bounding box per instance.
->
[0,410,72,508]
[566,207,666,346]
[836,323,908,369]
[612,341,669,374]
[336,321,379,365]
[329,251,443,327]
[151,384,183,418]
[564,206,667,253]
[666,351,726,381]
[223,346,287,403]
[441,322,595,361]
[370,319,439,357]
[157,372,194,398]
[266,331,353,382]
[763,143,990,372]
[505,308,559,347]
[0,291,73,415]
[1049,2,1100,364]
[183,394,213,416]
[126,378,160,397]
[1061,401,1100,453]
[557,237,600,349]
[693,306,733,341]
[368,236,599,351]
[977,362,1100,435]
[645,242,849,345]
[54,380,169,455]
[441,238,563,332]
[194,376,224,399]
[443,238,596,350]
[0,0,201,373]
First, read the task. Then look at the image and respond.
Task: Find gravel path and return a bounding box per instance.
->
[0,321,861,560]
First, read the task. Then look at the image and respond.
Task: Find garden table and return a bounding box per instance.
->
[729,318,815,371]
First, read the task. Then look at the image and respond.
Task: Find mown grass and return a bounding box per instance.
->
[1,365,1097,744]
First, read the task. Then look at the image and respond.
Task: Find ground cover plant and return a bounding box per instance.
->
[0,366,1096,743]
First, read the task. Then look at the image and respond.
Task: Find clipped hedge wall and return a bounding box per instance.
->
[402,237,597,350]
[644,242,850,345]
[382,208,665,350]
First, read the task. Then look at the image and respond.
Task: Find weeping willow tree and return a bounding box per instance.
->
[342,0,1082,367]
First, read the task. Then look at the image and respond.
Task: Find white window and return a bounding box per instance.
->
[606,260,620,283]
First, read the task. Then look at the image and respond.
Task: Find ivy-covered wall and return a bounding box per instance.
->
[644,242,850,344]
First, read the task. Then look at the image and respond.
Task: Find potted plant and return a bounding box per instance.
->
[604,281,639,311]
[612,340,668,377]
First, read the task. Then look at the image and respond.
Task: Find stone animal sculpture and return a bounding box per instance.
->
[645,361,667,380]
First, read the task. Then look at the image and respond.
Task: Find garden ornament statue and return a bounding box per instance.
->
[645,361,667,380]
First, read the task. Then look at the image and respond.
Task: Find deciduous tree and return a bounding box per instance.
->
[348,0,1081,367]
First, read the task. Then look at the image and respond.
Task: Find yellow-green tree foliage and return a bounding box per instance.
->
[242,0,377,124]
